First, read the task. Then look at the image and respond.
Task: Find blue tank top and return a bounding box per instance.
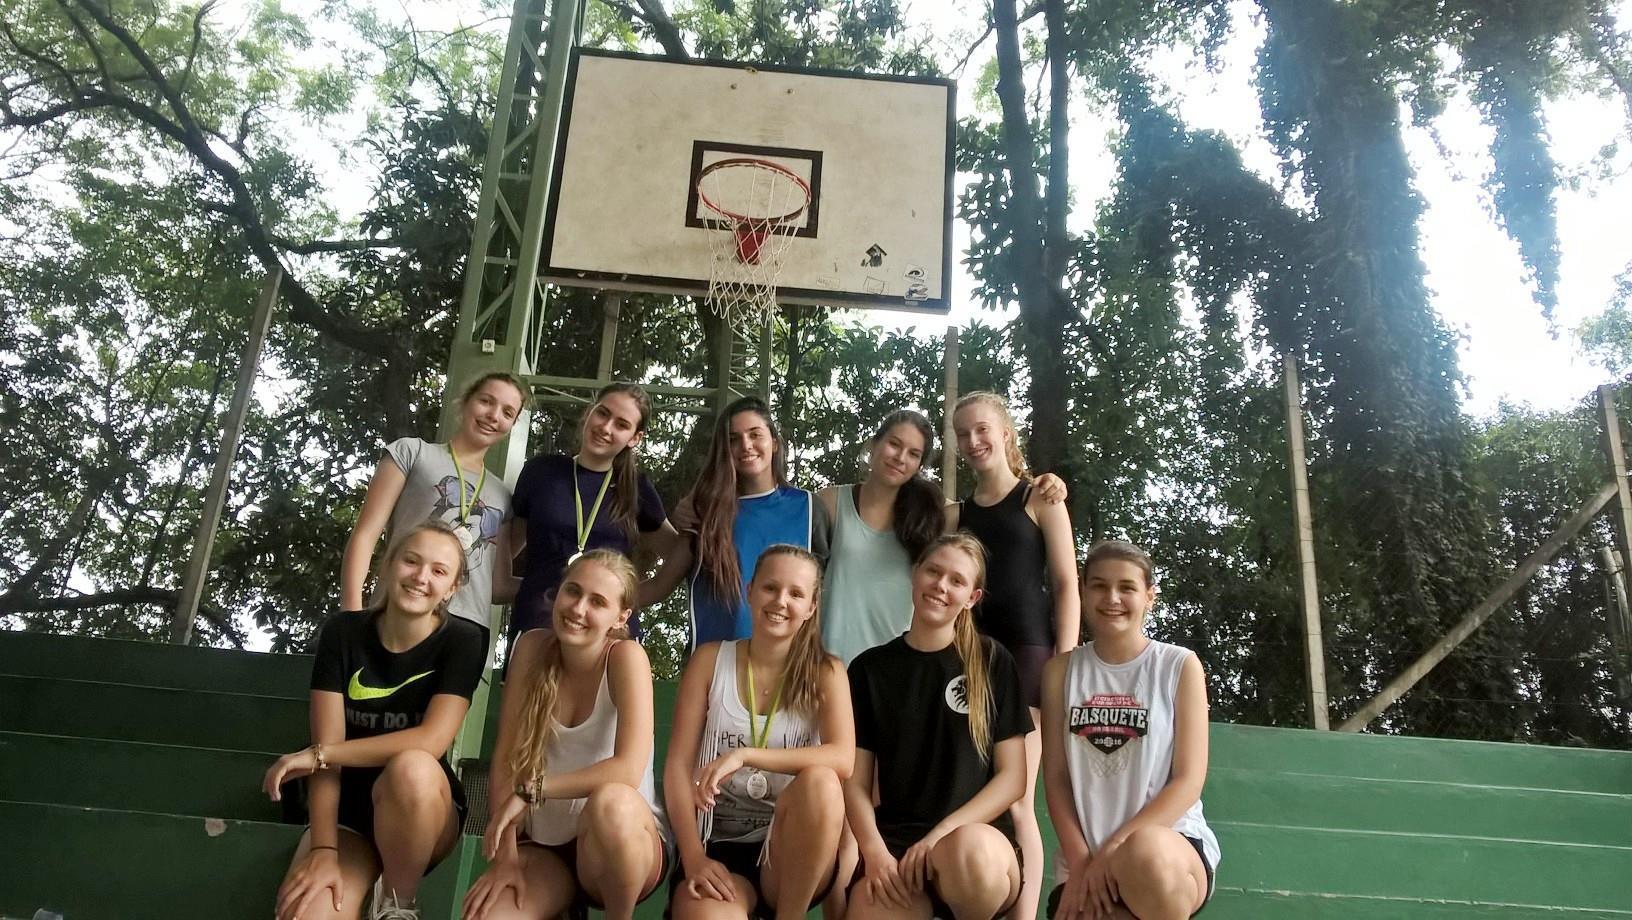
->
[689,485,814,649]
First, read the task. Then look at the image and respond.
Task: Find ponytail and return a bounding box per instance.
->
[953,606,993,762]
[915,531,994,760]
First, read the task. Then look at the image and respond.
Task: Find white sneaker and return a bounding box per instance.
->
[369,878,421,920]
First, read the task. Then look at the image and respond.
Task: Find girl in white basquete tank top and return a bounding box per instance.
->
[463,551,669,920]
[665,545,855,919]
[1041,541,1219,920]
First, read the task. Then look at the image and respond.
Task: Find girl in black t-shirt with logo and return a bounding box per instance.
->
[844,533,1033,920]
[264,520,488,920]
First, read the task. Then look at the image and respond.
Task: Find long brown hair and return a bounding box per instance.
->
[748,544,834,718]
[690,396,788,607]
[869,409,945,560]
[579,383,653,543]
[368,519,470,613]
[507,550,636,794]
[917,532,995,760]
[954,391,1031,483]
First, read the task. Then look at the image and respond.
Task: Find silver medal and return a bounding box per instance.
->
[744,769,770,800]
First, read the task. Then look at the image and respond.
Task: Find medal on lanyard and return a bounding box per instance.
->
[744,648,786,801]
[447,444,487,524]
[569,459,613,566]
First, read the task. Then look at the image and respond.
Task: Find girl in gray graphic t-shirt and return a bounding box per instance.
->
[341,373,528,635]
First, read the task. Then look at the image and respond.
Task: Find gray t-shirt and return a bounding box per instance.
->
[383,437,512,632]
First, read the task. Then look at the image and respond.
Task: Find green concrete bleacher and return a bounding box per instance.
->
[2,630,1629,919]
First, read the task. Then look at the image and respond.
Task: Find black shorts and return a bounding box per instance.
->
[669,839,838,918]
[1005,643,1053,710]
[324,759,467,871]
[849,837,1022,920]
[1044,835,1214,918]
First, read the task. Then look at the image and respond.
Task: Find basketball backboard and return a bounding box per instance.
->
[540,50,955,314]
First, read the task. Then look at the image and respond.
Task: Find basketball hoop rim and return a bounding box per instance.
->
[696,157,812,225]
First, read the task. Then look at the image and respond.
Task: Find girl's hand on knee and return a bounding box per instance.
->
[684,857,738,901]
[692,751,745,809]
[483,794,530,860]
[860,845,912,910]
[461,857,526,920]
[263,747,319,800]
[897,827,947,893]
[1082,855,1118,918]
[276,848,343,920]
[1056,856,1093,920]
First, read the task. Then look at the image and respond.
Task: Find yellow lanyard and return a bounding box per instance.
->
[447,443,487,524]
[573,458,614,557]
[745,646,787,749]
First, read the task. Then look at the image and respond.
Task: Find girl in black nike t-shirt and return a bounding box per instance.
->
[264,520,487,920]
[844,532,1033,920]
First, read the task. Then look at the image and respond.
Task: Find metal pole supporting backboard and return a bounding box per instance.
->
[1282,353,1329,730]
[1598,385,1632,689]
[942,327,960,497]
[171,269,282,644]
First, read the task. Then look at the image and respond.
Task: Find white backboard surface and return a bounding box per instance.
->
[541,50,955,313]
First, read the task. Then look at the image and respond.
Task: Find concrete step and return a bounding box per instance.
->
[0,628,310,698]
[0,675,307,752]
[1205,888,1632,918]
[0,731,285,822]
[1217,820,1632,912]
[1204,766,1632,846]
[1212,723,1632,795]
[0,800,470,920]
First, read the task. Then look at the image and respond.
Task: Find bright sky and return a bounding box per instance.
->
[284,0,1632,419]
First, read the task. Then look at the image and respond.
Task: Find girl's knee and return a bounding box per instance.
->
[373,750,446,806]
[783,765,844,813]
[931,825,1013,886]
[582,782,649,829]
[1111,828,1193,895]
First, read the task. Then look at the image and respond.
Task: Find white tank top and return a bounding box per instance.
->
[695,640,820,844]
[522,649,666,846]
[1057,640,1220,877]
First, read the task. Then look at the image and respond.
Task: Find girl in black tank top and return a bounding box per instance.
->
[949,392,1081,920]
[959,481,1053,650]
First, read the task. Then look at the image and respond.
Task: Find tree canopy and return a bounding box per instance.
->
[3,0,1630,744]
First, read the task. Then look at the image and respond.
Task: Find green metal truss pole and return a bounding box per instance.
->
[439,0,584,787]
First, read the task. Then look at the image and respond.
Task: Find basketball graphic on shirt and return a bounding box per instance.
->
[1070,693,1148,775]
[945,675,971,714]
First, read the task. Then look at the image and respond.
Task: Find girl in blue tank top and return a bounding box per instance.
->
[640,397,829,650]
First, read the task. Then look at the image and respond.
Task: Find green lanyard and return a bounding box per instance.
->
[573,459,614,560]
[447,444,487,523]
[745,648,787,749]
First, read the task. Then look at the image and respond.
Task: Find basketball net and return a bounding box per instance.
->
[698,159,811,329]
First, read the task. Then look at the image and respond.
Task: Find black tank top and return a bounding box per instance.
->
[959,480,1052,648]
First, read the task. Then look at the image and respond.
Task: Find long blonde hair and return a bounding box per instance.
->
[918,532,995,760]
[954,391,1031,483]
[749,544,834,719]
[508,549,635,793]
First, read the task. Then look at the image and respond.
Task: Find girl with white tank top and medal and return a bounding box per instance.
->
[665,545,855,920]
[1040,540,1219,920]
[461,551,670,920]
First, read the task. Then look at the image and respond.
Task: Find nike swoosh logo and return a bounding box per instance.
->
[347,668,434,701]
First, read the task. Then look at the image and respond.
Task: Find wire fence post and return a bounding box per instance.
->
[1283,352,1330,730]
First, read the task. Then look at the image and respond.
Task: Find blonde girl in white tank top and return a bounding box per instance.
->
[462,551,669,920]
[1041,541,1216,920]
[665,545,854,920]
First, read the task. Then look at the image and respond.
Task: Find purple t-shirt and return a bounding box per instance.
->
[511,454,665,638]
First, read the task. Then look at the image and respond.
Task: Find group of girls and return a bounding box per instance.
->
[263,376,1219,920]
